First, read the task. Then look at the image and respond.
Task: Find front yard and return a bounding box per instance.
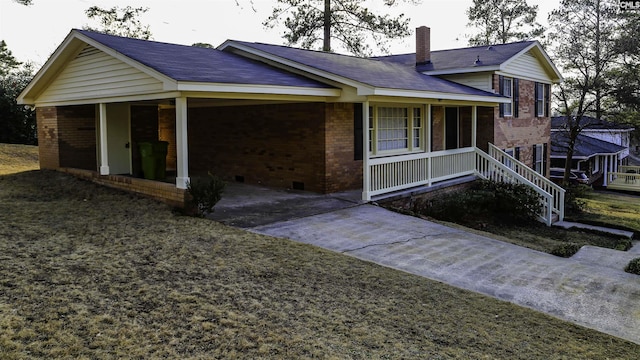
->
[1,144,639,358]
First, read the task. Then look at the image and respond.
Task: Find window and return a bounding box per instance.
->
[535,82,550,117]
[535,82,545,117]
[369,105,423,155]
[533,143,547,175]
[500,76,513,117]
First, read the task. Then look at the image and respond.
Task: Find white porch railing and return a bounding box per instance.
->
[487,144,565,223]
[365,145,565,226]
[607,165,640,193]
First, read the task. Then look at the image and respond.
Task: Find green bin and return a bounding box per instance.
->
[138,142,157,180]
[153,141,169,180]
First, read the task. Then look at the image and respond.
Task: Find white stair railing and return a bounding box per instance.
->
[487,144,565,223]
[475,150,556,226]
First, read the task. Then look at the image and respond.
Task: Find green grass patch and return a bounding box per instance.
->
[1,144,639,358]
[568,191,640,235]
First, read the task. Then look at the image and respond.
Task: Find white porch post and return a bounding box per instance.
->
[471,105,477,148]
[175,97,190,189]
[98,103,110,175]
[362,101,371,201]
[603,155,609,186]
[427,103,432,186]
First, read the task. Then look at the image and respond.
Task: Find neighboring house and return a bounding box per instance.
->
[17,27,564,223]
[551,116,635,186]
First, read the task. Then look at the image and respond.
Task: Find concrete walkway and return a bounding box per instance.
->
[248,204,640,345]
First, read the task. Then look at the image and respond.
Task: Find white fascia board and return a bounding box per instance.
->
[33,91,182,108]
[17,32,84,105]
[422,66,500,76]
[494,70,554,84]
[219,41,369,92]
[176,82,341,97]
[368,88,511,104]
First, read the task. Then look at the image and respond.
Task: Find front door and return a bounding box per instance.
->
[445,107,459,150]
[106,103,131,174]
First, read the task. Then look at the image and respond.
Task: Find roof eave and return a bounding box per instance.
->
[176,82,341,97]
[368,88,509,104]
[500,41,564,83]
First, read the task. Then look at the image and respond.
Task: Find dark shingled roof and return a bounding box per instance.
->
[77,30,333,89]
[551,132,626,159]
[373,41,535,72]
[225,41,505,98]
[551,116,634,130]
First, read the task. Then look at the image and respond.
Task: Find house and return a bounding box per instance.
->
[551,116,635,186]
[17,27,565,224]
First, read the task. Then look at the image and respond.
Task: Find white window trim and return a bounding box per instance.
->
[369,104,425,157]
[536,83,545,117]
[503,77,513,117]
[534,143,544,174]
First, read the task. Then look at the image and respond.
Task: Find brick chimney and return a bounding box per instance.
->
[416,26,431,65]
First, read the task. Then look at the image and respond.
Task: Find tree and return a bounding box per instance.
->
[547,0,620,183]
[13,0,33,5]
[0,40,21,77]
[83,6,152,40]
[263,0,418,56]
[0,63,36,145]
[466,0,544,46]
[608,9,640,132]
[192,43,215,49]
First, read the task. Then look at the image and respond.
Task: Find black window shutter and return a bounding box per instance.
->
[513,78,519,118]
[532,144,537,169]
[498,75,504,117]
[534,82,539,116]
[353,104,363,161]
[515,147,520,160]
[544,84,551,117]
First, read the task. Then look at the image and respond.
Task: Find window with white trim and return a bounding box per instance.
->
[536,83,545,117]
[534,143,544,174]
[369,105,423,155]
[502,77,513,117]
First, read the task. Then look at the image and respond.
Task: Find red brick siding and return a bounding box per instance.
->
[324,103,362,191]
[158,108,177,171]
[431,106,445,151]
[492,75,551,172]
[36,107,60,169]
[56,105,97,171]
[187,103,328,192]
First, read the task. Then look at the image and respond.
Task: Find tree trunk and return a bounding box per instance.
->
[323,0,331,52]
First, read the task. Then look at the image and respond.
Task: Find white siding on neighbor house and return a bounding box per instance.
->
[440,73,493,92]
[37,45,164,103]
[503,51,550,82]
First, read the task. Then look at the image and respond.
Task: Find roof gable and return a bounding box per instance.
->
[19,30,337,105]
[375,41,562,83]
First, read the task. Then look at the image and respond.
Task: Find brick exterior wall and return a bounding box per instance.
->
[59,167,187,208]
[36,105,97,171]
[36,107,60,169]
[186,102,362,193]
[431,106,445,151]
[158,108,177,171]
[324,103,362,192]
[491,75,551,174]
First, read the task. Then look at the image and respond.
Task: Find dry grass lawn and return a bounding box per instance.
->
[1,144,639,359]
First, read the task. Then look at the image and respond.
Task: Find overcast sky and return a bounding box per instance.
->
[1,0,558,67]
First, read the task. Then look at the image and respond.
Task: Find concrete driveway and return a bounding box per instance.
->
[210,183,640,344]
